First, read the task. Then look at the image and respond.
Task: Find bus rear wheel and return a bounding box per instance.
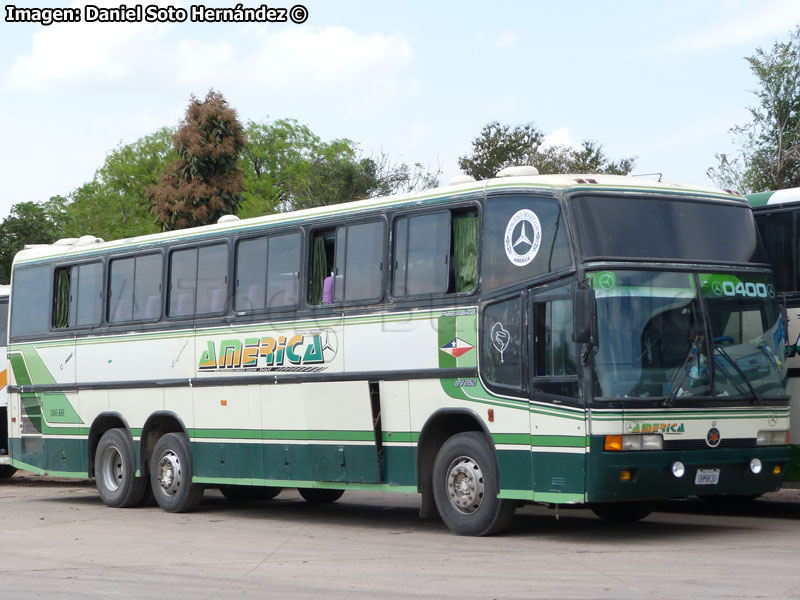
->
[95,428,147,508]
[591,500,658,522]
[432,432,516,536]
[150,433,204,513]
[298,488,344,504]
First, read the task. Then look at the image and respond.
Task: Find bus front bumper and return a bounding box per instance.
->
[585,436,789,503]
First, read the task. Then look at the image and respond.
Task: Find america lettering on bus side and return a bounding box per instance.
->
[197,329,339,372]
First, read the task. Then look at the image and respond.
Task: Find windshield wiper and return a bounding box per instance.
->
[665,334,703,407]
[714,344,764,405]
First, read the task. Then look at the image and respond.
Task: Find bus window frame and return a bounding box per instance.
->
[232,226,305,316]
[388,201,482,303]
[106,249,166,326]
[165,239,231,322]
[752,205,800,297]
[52,259,105,331]
[308,215,389,309]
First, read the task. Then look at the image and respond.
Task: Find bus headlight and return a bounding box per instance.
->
[750,458,763,474]
[757,430,788,446]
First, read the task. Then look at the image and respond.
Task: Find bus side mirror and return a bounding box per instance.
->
[573,287,596,345]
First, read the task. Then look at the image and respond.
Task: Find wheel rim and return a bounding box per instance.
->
[446,455,485,515]
[157,449,183,497]
[100,445,124,493]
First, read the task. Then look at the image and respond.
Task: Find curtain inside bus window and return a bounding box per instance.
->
[53,268,71,328]
[310,235,327,305]
[453,215,478,293]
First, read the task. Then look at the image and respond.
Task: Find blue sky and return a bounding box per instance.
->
[1,0,799,221]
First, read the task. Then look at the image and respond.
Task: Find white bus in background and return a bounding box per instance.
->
[0,284,15,478]
[748,188,800,483]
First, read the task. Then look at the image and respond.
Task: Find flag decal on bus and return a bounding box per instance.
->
[440,338,474,358]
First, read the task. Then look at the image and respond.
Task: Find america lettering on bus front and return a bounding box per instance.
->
[197,329,339,372]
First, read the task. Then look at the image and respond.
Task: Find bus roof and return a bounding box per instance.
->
[746,188,800,208]
[13,173,744,265]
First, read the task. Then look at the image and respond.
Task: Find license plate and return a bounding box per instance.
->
[694,468,720,485]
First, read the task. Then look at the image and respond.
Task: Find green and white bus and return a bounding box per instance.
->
[7,170,789,535]
[748,187,800,482]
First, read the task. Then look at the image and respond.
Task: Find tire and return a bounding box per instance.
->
[591,500,658,522]
[432,432,516,536]
[220,485,282,502]
[0,465,17,479]
[298,488,344,504]
[149,432,204,513]
[94,428,147,508]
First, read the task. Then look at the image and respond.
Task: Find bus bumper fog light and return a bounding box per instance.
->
[750,458,763,474]
[774,465,783,475]
[672,461,685,478]
[619,469,632,482]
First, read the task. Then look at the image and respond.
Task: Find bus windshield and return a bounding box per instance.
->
[572,195,768,264]
[591,270,787,401]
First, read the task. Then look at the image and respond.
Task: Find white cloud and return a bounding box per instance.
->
[495,31,519,49]
[542,127,577,149]
[658,0,800,56]
[5,7,415,118]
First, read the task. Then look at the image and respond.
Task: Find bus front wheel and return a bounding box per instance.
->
[95,428,147,508]
[432,432,516,536]
[150,433,204,513]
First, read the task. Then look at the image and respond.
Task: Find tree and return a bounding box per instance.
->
[459,121,635,178]
[63,128,173,241]
[238,118,440,217]
[149,90,246,230]
[0,200,63,282]
[708,28,800,193]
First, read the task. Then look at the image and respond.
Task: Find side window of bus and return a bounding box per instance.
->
[532,286,578,397]
[108,254,163,323]
[0,299,7,347]
[309,221,385,305]
[10,266,51,337]
[235,232,301,312]
[481,294,524,390]
[756,212,795,293]
[53,262,103,328]
[393,208,478,298]
[168,244,228,317]
[482,196,571,292]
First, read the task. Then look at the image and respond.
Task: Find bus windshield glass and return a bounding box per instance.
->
[572,195,768,264]
[591,270,787,401]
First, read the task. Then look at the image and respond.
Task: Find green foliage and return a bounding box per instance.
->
[0,200,64,283]
[459,121,635,178]
[62,128,173,241]
[150,90,246,230]
[239,118,440,216]
[708,28,800,193]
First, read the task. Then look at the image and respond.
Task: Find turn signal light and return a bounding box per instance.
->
[605,435,622,451]
[619,470,632,482]
[774,465,783,475]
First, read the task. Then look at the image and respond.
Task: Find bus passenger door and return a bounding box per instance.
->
[529,285,586,501]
